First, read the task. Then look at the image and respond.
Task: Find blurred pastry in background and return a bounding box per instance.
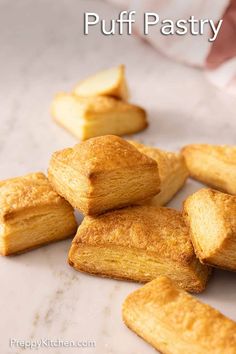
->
[73,64,129,100]
[52,65,148,140]
[51,94,147,140]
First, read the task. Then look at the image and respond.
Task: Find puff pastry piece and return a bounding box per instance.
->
[129,141,189,206]
[68,205,210,292]
[182,144,236,194]
[48,135,160,216]
[73,65,129,100]
[122,276,236,354]
[51,94,147,141]
[0,172,77,255]
[183,188,236,271]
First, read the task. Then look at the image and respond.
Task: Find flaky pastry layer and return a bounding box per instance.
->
[130,141,189,205]
[0,172,77,255]
[182,144,236,194]
[183,188,236,271]
[122,276,236,354]
[48,135,160,215]
[69,205,210,292]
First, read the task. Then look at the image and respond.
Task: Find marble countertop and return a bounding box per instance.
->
[0,1,235,353]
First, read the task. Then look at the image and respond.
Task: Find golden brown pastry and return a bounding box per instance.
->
[73,65,129,100]
[182,144,236,194]
[48,135,160,216]
[68,205,210,292]
[183,188,236,271]
[130,141,189,206]
[51,94,147,141]
[0,172,77,256]
[122,276,236,354]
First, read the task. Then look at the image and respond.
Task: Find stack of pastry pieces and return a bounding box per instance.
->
[122,186,236,353]
[1,135,236,353]
[47,136,236,353]
[122,143,236,353]
[181,144,236,271]
[51,65,148,140]
[47,134,210,293]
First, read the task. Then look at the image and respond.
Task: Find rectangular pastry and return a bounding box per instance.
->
[122,276,236,354]
[73,64,129,100]
[68,205,210,292]
[51,94,147,141]
[0,172,77,255]
[48,135,160,216]
[130,141,189,206]
[182,144,236,194]
[183,188,236,271]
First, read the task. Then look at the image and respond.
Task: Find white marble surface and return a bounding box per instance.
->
[0,1,235,353]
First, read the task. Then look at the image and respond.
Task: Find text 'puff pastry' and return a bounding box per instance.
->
[0,172,77,255]
[73,64,129,100]
[48,135,160,216]
[129,141,189,206]
[182,144,236,195]
[68,205,210,292]
[122,276,236,354]
[51,94,147,141]
[183,188,236,271]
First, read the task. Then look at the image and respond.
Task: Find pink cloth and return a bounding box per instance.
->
[109,0,236,95]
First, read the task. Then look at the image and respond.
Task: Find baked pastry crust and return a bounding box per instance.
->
[73,65,129,100]
[183,188,236,271]
[130,141,189,205]
[48,135,160,215]
[0,172,77,255]
[68,205,210,292]
[51,94,147,141]
[182,144,236,194]
[122,276,236,354]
